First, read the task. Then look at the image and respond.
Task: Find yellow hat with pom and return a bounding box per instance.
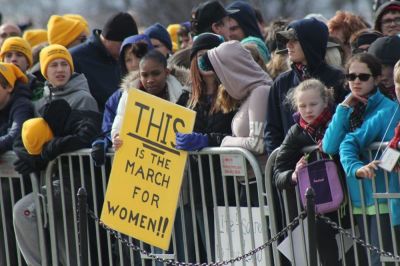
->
[22,118,54,155]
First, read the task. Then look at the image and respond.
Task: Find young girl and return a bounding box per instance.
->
[323,53,396,155]
[111,49,185,149]
[274,79,341,266]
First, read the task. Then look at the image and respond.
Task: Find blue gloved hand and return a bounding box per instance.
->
[91,139,107,167]
[175,132,209,151]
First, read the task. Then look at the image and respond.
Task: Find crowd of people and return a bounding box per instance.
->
[1,0,400,265]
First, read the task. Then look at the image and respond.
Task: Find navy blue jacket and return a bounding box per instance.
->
[70,30,122,112]
[264,18,346,154]
[0,82,34,154]
[102,89,122,145]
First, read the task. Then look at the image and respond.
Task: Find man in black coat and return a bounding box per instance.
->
[70,12,138,112]
[12,99,101,266]
[264,18,346,155]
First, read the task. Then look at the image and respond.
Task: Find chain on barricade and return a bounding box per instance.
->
[83,207,306,266]
[318,214,400,262]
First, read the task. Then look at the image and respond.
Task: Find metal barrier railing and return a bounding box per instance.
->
[0,152,29,266]
[265,143,400,266]
[14,147,273,266]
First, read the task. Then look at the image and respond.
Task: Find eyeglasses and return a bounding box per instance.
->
[345,73,372,82]
[382,17,400,26]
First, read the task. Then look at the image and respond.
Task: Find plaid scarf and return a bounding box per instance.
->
[299,107,332,142]
[349,101,367,132]
[294,63,311,81]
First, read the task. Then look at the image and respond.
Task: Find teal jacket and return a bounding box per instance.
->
[339,103,400,225]
[323,90,395,155]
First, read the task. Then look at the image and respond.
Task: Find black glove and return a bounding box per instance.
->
[13,154,48,175]
[14,159,36,175]
[91,139,107,167]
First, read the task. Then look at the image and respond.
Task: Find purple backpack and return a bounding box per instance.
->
[297,158,344,214]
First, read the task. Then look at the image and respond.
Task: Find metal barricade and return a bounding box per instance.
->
[265,143,400,266]
[30,147,273,265]
[0,152,30,266]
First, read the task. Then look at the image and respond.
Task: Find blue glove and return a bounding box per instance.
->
[175,132,209,151]
[91,139,107,167]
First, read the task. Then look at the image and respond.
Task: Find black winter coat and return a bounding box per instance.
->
[13,109,102,172]
[176,90,237,207]
[70,30,122,112]
[0,82,34,154]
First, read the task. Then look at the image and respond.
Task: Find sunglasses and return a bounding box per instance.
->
[345,73,372,82]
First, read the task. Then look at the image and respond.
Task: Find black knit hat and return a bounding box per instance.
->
[190,33,224,61]
[102,12,138,42]
[368,36,400,66]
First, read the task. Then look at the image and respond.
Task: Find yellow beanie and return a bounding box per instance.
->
[64,14,90,35]
[0,37,33,68]
[47,15,85,47]
[167,24,180,52]
[22,29,48,48]
[22,118,54,155]
[40,44,74,79]
[0,63,28,87]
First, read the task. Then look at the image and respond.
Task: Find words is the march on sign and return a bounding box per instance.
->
[101,89,196,250]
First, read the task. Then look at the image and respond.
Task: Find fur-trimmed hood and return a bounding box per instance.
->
[120,64,191,92]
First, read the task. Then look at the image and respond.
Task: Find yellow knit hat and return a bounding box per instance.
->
[39,44,74,79]
[167,24,180,52]
[64,14,90,35]
[22,29,48,48]
[0,63,28,87]
[0,37,33,68]
[47,15,85,47]
[22,118,54,155]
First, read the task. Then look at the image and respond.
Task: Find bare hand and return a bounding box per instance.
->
[292,156,307,183]
[113,133,123,151]
[355,160,380,179]
[342,93,368,107]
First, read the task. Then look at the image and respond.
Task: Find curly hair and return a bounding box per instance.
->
[328,11,368,45]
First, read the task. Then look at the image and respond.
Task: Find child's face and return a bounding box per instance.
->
[139,59,169,96]
[348,61,377,97]
[4,51,29,72]
[0,84,13,110]
[124,53,140,73]
[296,89,327,124]
[46,59,71,88]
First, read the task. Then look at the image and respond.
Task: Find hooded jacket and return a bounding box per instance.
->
[0,82,34,154]
[226,1,264,40]
[70,30,122,112]
[264,18,346,155]
[374,1,400,33]
[35,73,98,113]
[208,41,272,156]
[111,71,186,139]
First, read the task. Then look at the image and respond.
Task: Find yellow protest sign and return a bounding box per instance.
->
[101,89,195,250]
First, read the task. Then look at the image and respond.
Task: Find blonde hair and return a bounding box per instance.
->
[286,79,334,110]
[214,85,240,114]
[266,51,289,80]
[243,43,268,72]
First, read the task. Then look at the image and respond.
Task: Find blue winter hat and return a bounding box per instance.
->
[144,23,173,51]
[241,36,270,63]
[226,1,263,40]
[120,34,153,55]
